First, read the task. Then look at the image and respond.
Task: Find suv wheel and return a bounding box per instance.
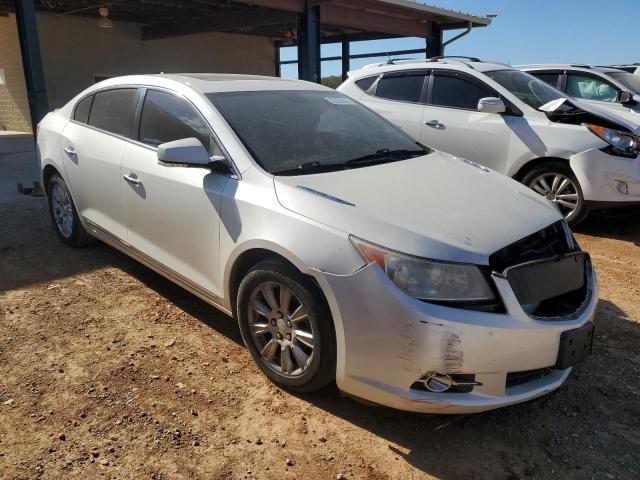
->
[522,161,587,226]
[236,259,336,392]
[46,173,94,247]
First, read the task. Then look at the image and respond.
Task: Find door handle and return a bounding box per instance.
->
[123,174,142,186]
[63,145,77,157]
[424,120,445,130]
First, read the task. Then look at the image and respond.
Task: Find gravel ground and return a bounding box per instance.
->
[0,194,639,480]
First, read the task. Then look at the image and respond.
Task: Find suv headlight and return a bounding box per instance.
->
[586,124,640,158]
[351,237,496,303]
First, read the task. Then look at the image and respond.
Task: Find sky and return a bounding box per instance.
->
[280,0,640,78]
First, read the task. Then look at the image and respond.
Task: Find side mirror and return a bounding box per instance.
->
[618,90,638,105]
[158,137,211,166]
[477,97,506,114]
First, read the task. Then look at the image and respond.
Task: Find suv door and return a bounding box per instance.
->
[563,70,619,105]
[363,70,428,139]
[421,70,515,172]
[527,70,562,89]
[120,89,229,299]
[60,88,140,240]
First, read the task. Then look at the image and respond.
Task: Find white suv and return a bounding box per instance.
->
[338,57,640,224]
[518,64,640,123]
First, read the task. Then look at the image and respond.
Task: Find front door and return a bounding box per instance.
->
[420,70,514,173]
[120,89,229,298]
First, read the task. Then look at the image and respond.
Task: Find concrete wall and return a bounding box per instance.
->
[37,13,276,109]
[0,14,32,133]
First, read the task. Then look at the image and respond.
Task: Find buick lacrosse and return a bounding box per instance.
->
[37,74,597,413]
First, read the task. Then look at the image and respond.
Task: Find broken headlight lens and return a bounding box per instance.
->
[351,237,496,302]
[586,124,640,158]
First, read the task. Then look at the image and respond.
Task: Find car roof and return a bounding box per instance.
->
[87,73,330,94]
[517,64,624,74]
[349,58,511,78]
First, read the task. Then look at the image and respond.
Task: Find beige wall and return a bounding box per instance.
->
[37,13,276,109]
[0,14,32,132]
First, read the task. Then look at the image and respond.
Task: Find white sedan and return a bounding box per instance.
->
[37,74,597,413]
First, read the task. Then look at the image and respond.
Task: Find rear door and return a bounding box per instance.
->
[120,88,229,298]
[360,70,428,140]
[527,70,562,89]
[60,88,140,240]
[420,70,514,173]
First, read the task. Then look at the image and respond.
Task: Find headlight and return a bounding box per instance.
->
[586,124,640,158]
[351,237,496,303]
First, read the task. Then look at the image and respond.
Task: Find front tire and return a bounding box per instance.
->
[522,161,587,226]
[236,259,336,392]
[46,173,94,247]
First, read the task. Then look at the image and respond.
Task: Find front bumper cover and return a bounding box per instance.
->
[315,261,597,414]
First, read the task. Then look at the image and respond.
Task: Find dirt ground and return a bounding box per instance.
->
[1,192,639,480]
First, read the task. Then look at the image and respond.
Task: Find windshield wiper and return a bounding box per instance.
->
[342,148,426,166]
[272,161,347,176]
[272,148,427,176]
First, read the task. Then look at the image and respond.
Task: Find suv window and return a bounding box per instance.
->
[529,72,561,89]
[74,95,94,124]
[355,76,377,92]
[88,89,139,137]
[375,73,425,103]
[138,90,212,151]
[566,73,618,102]
[431,72,494,110]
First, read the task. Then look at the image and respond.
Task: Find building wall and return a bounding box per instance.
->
[37,13,276,109]
[0,14,32,132]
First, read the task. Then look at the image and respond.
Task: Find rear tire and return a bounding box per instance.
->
[46,173,94,247]
[236,259,336,393]
[521,161,587,226]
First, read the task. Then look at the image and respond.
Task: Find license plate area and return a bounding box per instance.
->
[555,322,594,370]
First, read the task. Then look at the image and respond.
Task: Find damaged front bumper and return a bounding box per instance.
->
[570,148,640,204]
[315,261,597,414]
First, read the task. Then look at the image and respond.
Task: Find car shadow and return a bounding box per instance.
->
[575,209,640,245]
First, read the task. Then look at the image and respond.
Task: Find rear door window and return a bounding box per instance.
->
[375,73,426,103]
[138,90,212,151]
[88,89,139,137]
[529,71,561,89]
[73,95,94,124]
[431,71,495,110]
[566,72,618,102]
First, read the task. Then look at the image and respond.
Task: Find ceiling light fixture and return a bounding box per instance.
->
[98,7,113,28]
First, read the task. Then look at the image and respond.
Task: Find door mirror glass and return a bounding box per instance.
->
[157,137,213,167]
[618,90,638,105]
[477,97,506,114]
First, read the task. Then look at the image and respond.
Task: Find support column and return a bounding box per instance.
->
[297,3,320,83]
[274,42,281,77]
[14,0,48,132]
[341,35,350,82]
[426,21,443,58]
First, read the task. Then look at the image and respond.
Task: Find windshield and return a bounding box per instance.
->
[608,71,640,94]
[207,90,428,175]
[485,70,567,109]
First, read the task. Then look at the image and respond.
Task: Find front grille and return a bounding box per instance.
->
[489,221,575,273]
[506,368,551,389]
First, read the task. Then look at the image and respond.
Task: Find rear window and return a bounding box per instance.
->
[530,72,561,89]
[355,76,377,92]
[375,74,424,103]
[88,88,139,137]
[73,95,93,124]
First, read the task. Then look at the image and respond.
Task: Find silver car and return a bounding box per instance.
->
[37,74,597,413]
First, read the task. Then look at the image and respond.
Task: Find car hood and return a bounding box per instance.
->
[273,152,562,265]
[541,97,640,135]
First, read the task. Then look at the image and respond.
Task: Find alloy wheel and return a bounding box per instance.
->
[247,281,315,377]
[51,183,74,238]
[528,172,580,220]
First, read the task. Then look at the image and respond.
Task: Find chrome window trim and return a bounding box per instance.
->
[70,83,242,179]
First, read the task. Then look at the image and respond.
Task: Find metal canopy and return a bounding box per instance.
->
[4,0,490,125]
